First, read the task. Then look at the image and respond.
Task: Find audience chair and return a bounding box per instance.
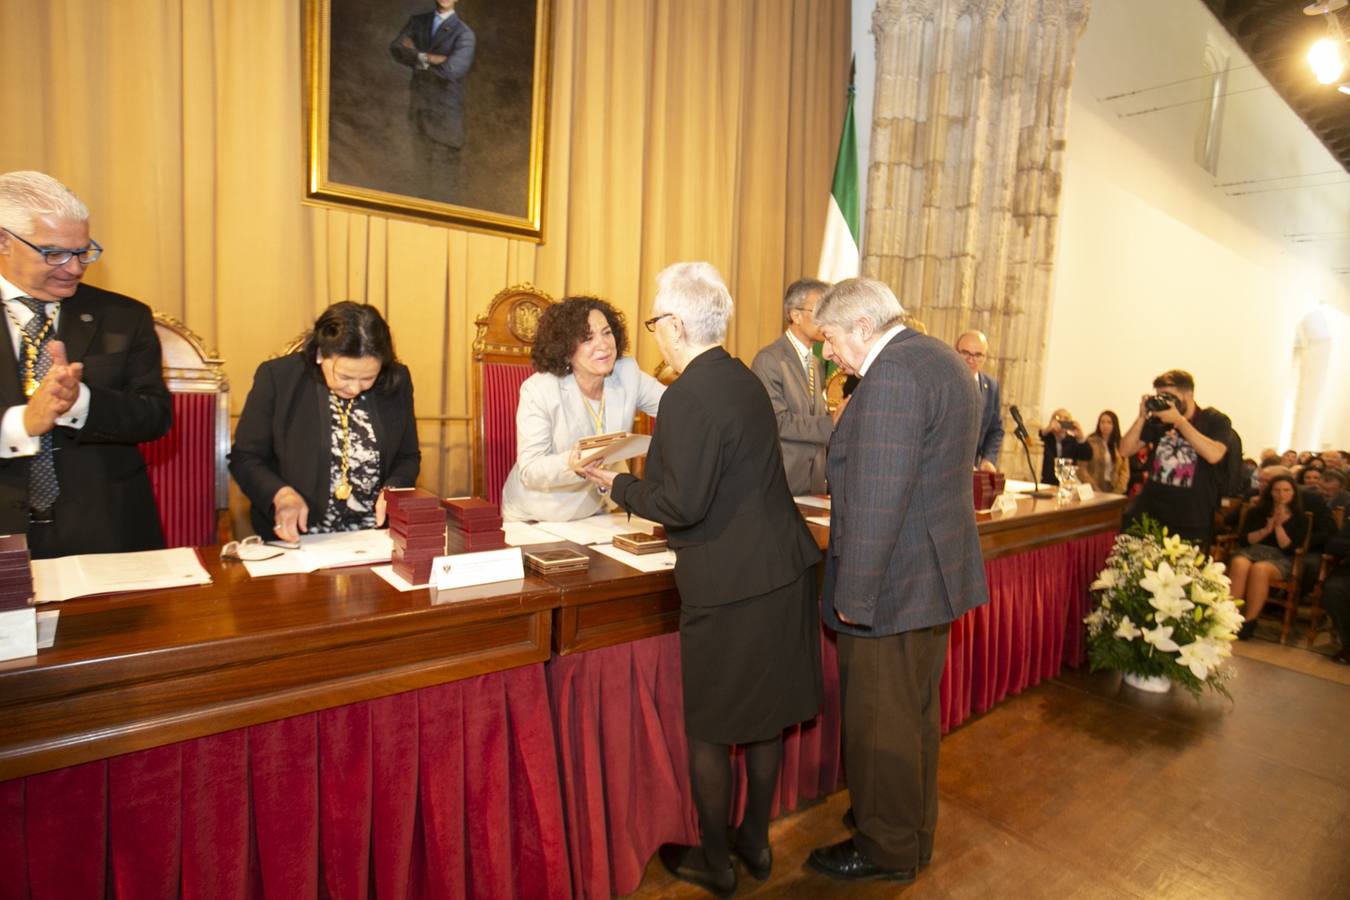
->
[471,284,554,505]
[1211,499,1248,562]
[140,313,230,547]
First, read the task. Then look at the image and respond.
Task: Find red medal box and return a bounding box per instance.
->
[393,532,446,554]
[385,488,442,517]
[442,497,502,523]
[392,558,434,585]
[389,519,447,539]
[387,505,446,527]
[445,529,508,553]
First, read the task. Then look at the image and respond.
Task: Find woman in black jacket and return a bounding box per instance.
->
[1232,474,1307,639]
[230,301,420,542]
[583,262,822,897]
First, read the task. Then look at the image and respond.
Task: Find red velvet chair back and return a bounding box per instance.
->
[139,314,229,547]
[471,285,554,505]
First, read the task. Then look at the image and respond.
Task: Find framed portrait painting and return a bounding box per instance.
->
[305,0,550,241]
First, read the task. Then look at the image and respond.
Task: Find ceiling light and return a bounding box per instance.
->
[1310,38,1347,83]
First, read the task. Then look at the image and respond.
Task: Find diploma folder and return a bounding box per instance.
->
[576,432,652,467]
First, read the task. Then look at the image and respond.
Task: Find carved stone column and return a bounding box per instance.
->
[865,0,1090,472]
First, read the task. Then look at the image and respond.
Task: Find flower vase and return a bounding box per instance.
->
[1122,671,1172,693]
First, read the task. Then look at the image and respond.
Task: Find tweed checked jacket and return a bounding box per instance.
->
[822,329,990,636]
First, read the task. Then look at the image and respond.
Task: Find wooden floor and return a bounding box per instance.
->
[627,651,1350,899]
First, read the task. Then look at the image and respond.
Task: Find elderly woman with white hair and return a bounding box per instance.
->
[583,262,823,896]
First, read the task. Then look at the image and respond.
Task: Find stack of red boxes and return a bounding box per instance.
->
[387,488,446,585]
[443,498,507,554]
[0,534,34,610]
[972,471,1007,511]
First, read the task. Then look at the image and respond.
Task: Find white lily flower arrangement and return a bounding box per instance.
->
[1084,516,1241,698]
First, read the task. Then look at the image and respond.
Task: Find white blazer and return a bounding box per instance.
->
[500,356,665,522]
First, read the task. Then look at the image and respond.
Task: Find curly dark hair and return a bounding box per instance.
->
[530,296,629,376]
[301,300,401,392]
[1254,474,1304,521]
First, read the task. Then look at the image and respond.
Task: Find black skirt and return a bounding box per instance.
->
[678,566,824,744]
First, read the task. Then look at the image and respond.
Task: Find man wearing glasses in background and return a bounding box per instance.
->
[752,278,840,496]
[0,170,171,558]
[955,330,1003,473]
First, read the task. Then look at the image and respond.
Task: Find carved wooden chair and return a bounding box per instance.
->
[140,313,230,547]
[471,284,554,505]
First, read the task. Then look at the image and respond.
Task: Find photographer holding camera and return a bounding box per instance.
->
[1038,408,1092,485]
[1120,369,1231,545]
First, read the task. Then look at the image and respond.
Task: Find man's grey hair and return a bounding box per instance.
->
[814,277,905,335]
[0,171,89,234]
[782,278,828,323]
[653,261,734,346]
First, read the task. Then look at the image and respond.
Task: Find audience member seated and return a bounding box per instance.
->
[1322,449,1347,472]
[1081,410,1128,493]
[1320,515,1350,665]
[500,296,664,522]
[230,302,420,542]
[1280,449,1298,467]
[1318,468,1350,511]
[1232,474,1309,640]
[1039,408,1091,485]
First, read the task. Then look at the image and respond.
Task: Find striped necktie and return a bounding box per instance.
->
[14,296,59,512]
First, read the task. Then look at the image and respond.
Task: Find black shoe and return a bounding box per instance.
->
[658,843,736,898]
[1237,620,1258,641]
[842,809,931,867]
[806,837,917,883]
[729,829,772,881]
[1333,646,1349,666]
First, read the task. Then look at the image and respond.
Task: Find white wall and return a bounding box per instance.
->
[1042,0,1350,455]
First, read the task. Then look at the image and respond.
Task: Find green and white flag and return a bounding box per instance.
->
[818,78,860,283]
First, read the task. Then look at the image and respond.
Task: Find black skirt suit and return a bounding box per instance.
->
[611,347,823,744]
[230,353,421,540]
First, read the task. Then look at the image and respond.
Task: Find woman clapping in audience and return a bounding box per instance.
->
[1231,473,1308,640]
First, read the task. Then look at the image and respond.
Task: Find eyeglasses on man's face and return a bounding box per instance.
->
[3,228,103,266]
[957,349,986,361]
[644,313,674,333]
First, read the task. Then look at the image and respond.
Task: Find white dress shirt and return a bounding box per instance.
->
[0,272,90,458]
[858,323,907,378]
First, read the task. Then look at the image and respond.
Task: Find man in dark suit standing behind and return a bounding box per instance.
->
[807,278,989,884]
[751,278,834,495]
[390,0,477,200]
[0,171,171,558]
[955,329,1003,472]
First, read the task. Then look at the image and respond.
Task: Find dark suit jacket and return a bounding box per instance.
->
[229,353,421,540]
[390,12,476,148]
[750,333,831,495]
[823,330,989,636]
[1040,433,1092,485]
[612,346,819,607]
[0,283,172,555]
[975,372,1004,467]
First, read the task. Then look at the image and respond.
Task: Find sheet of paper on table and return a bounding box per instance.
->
[33,547,213,603]
[243,529,394,577]
[534,512,661,546]
[794,495,831,510]
[502,521,564,546]
[805,515,830,527]
[591,542,676,573]
[1002,479,1039,494]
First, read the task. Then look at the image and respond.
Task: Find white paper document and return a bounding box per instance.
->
[794,495,831,510]
[534,512,661,546]
[0,607,36,660]
[1002,479,1040,494]
[591,543,676,573]
[805,515,830,527]
[502,521,565,547]
[33,547,213,603]
[243,529,394,577]
[577,433,652,467]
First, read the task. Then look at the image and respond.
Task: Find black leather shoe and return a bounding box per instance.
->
[842,810,931,867]
[1237,620,1258,641]
[806,837,917,883]
[658,843,737,898]
[729,829,772,881]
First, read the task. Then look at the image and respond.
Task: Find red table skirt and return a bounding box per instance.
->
[0,665,571,900]
[548,530,1116,897]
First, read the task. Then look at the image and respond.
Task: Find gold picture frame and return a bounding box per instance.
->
[304,0,550,241]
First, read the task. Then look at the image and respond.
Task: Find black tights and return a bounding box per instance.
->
[687,736,783,869]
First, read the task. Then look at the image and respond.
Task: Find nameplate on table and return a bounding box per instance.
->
[991,494,1021,517]
[432,547,525,591]
[1076,484,1095,501]
[0,607,36,662]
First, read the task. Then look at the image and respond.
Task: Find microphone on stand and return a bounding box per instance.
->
[1009,405,1055,498]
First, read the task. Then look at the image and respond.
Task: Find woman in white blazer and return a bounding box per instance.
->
[500,297,665,521]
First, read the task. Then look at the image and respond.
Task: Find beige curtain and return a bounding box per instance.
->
[0,0,848,497]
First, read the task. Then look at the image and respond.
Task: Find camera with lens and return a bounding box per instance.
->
[1144,393,1178,414]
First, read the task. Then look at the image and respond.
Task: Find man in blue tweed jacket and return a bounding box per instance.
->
[807,277,990,884]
